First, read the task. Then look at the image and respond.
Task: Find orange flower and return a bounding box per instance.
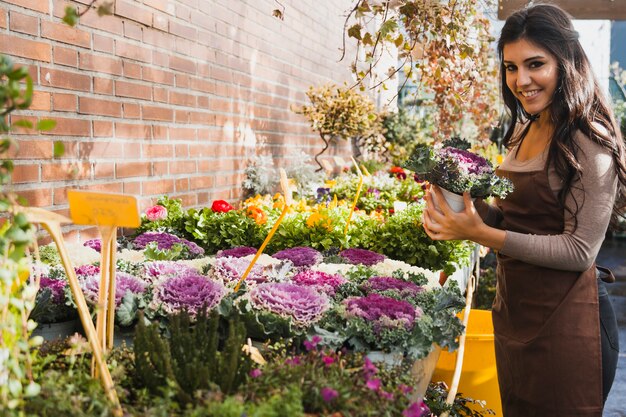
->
[306,212,333,231]
[247,206,267,225]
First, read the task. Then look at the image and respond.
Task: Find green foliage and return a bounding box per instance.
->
[134,310,252,405]
[143,241,187,261]
[360,203,472,275]
[185,207,265,254]
[381,108,427,165]
[136,196,188,236]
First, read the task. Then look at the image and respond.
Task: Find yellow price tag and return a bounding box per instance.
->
[68,190,140,227]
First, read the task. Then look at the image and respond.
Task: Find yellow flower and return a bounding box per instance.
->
[325,180,337,188]
[306,212,333,231]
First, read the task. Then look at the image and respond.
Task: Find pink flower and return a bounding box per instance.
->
[379,390,394,401]
[145,205,168,221]
[402,401,430,417]
[399,384,413,395]
[303,335,322,351]
[320,387,338,403]
[322,355,335,367]
[285,356,302,366]
[249,368,262,378]
[365,378,381,391]
[363,357,378,377]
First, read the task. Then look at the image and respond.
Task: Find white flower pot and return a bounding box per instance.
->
[438,187,467,213]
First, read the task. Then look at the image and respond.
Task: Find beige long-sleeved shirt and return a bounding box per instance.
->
[476,129,618,272]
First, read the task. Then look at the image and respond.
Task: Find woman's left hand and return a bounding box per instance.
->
[422,185,485,241]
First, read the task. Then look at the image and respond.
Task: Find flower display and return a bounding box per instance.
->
[141,261,199,281]
[145,205,168,221]
[362,276,423,297]
[81,272,147,308]
[290,269,346,296]
[210,256,270,285]
[151,272,226,317]
[211,199,234,213]
[133,232,205,256]
[249,282,329,327]
[344,294,421,331]
[74,264,100,277]
[404,143,514,198]
[39,277,67,304]
[272,246,322,268]
[83,239,102,253]
[339,248,385,266]
[216,246,258,258]
[246,206,267,225]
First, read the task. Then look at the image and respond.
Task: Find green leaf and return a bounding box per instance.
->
[12,119,33,129]
[36,119,57,131]
[62,6,79,27]
[347,24,362,40]
[53,141,65,158]
[379,18,398,37]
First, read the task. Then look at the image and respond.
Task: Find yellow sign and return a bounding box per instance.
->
[68,190,140,227]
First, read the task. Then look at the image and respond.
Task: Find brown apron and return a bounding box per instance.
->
[493,164,603,417]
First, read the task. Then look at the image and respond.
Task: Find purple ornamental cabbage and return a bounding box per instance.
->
[81,272,147,307]
[39,277,67,304]
[216,246,258,258]
[153,272,226,317]
[83,239,102,253]
[75,264,100,277]
[439,147,491,175]
[133,232,204,256]
[339,248,385,266]
[142,261,199,281]
[272,247,322,268]
[249,282,329,327]
[211,256,268,285]
[344,294,422,331]
[290,270,346,296]
[363,276,424,297]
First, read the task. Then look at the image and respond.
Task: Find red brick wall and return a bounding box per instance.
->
[1,0,355,241]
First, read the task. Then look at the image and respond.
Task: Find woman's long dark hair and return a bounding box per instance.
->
[498,4,626,229]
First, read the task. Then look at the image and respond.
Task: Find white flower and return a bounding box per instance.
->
[312,263,354,276]
[116,248,145,263]
[371,258,440,290]
[64,243,101,266]
[240,253,282,267]
[178,256,215,272]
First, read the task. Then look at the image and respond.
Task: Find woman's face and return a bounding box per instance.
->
[502,38,559,117]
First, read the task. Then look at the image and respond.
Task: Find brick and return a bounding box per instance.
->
[175,110,190,123]
[93,34,114,53]
[116,161,151,178]
[41,68,90,92]
[175,144,189,157]
[115,80,151,100]
[30,91,51,111]
[174,3,191,21]
[92,121,113,137]
[169,20,196,40]
[0,34,51,62]
[123,143,142,157]
[53,46,78,67]
[142,105,173,122]
[144,144,173,158]
[6,140,52,159]
[189,176,214,190]
[9,11,38,36]
[52,187,69,205]
[142,179,174,195]
[41,21,90,48]
[143,27,173,49]
[175,177,189,191]
[4,0,49,13]
[82,182,124,194]
[54,141,79,159]
[42,162,91,181]
[152,50,169,67]
[43,117,90,137]
[85,142,123,159]
[115,122,151,139]
[142,66,174,85]
[79,53,122,75]
[78,10,124,35]
[52,93,77,112]
[153,87,168,103]
[152,13,168,31]
[115,0,153,26]
[116,40,151,63]
[94,77,114,95]
[0,10,6,29]
[11,164,39,183]
[79,97,122,117]
[123,61,142,79]
[123,103,141,119]
[16,188,52,207]
[170,160,196,175]
[175,73,190,88]
[152,161,168,176]
[144,0,175,14]
[93,162,115,178]
[124,21,143,41]
[123,181,141,195]
[170,91,196,107]
[169,127,195,140]
[152,125,168,140]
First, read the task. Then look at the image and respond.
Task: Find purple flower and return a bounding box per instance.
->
[320,387,338,403]
[366,378,381,391]
[322,355,335,367]
[83,239,102,253]
[249,368,262,378]
[216,246,258,258]
[75,264,100,277]
[272,247,322,268]
[367,188,381,199]
[440,147,490,175]
[339,248,385,266]
[285,356,302,366]
[142,261,199,281]
[82,272,147,307]
[303,335,322,351]
[152,272,226,318]
[133,232,204,256]
[290,270,346,296]
[249,283,329,328]
[211,256,269,284]
[363,276,423,297]
[363,357,378,377]
[403,401,430,417]
[344,294,421,331]
[380,390,394,401]
[399,384,413,395]
[40,277,67,304]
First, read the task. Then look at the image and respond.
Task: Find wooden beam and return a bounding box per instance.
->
[498,0,626,20]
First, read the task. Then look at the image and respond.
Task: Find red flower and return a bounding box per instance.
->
[211,200,234,213]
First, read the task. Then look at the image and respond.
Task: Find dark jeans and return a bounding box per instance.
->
[598,278,619,403]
